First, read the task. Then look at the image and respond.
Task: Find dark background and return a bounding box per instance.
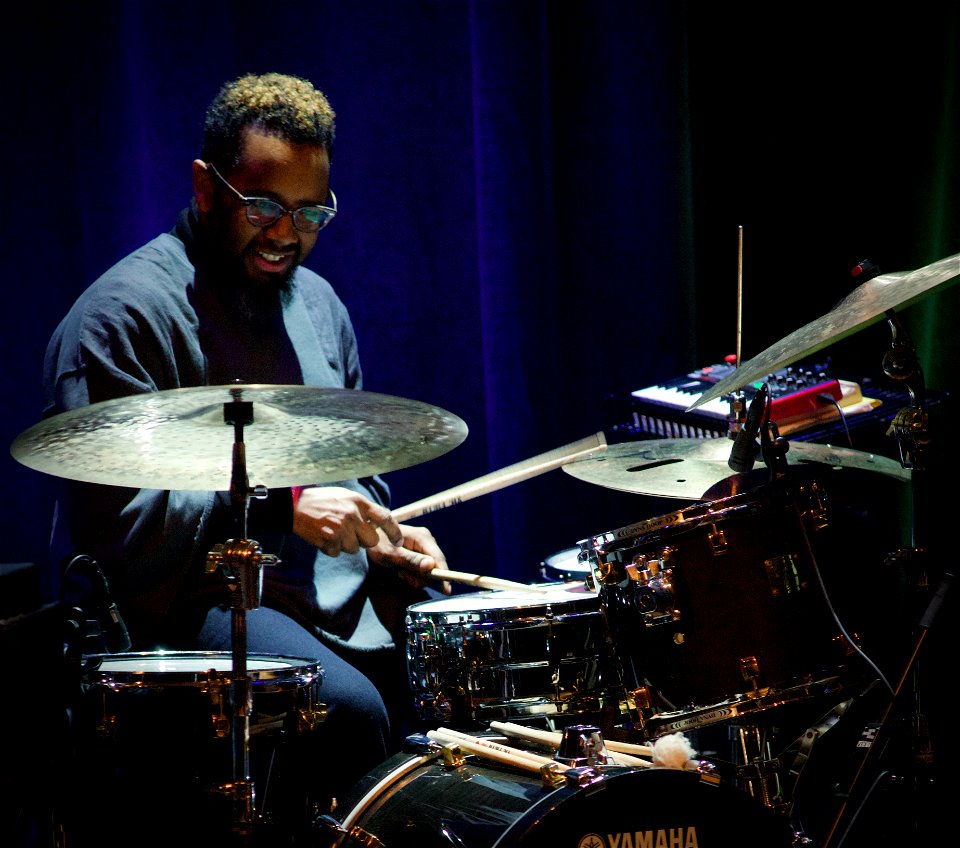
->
[6,0,957,591]
[2,2,958,843]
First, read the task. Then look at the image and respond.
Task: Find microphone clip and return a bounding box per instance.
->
[727,383,770,473]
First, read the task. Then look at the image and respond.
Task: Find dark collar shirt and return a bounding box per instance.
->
[43,206,393,653]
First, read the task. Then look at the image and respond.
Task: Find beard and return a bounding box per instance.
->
[230,248,297,325]
[202,210,300,326]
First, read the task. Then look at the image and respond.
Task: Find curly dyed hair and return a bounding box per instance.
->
[202,72,336,169]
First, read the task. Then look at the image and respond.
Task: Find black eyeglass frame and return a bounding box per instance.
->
[206,162,337,233]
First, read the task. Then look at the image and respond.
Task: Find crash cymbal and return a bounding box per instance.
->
[562,438,910,501]
[687,252,960,411]
[11,384,468,491]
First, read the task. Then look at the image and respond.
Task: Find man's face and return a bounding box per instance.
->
[198,129,331,293]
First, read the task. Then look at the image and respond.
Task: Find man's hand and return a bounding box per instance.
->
[368,524,453,595]
[292,486,402,556]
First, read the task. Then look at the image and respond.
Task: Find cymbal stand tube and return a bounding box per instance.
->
[880,308,941,765]
[203,392,278,842]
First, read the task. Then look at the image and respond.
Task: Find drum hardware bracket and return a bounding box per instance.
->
[739,656,760,693]
[725,721,789,813]
[777,694,856,831]
[540,763,568,788]
[733,756,783,781]
[440,742,467,768]
[707,523,728,556]
[561,764,607,788]
[555,724,615,768]
[297,703,328,732]
[762,553,804,597]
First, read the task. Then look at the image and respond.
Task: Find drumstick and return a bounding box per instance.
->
[427,568,550,593]
[488,721,654,768]
[490,720,655,758]
[392,431,607,523]
[427,727,568,774]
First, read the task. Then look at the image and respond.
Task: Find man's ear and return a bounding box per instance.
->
[193,160,215,212]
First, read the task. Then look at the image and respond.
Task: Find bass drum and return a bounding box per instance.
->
[328,744,794,848]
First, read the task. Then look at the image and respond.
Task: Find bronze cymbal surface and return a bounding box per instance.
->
[687,252,960,411]
[562,438,910,500]
[11,384,468,491]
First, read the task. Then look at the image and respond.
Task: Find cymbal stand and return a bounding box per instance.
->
[204,390,278,843]
[819,307,950,847]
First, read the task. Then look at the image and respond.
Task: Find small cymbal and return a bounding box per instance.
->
[562,438,910,501]
[11,384,468,491]
[687,252,960,411]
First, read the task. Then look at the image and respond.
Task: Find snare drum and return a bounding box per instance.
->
[581,481,853,734]
[69,651,325,844]
[405,584,612,726]
[327,742,794,847]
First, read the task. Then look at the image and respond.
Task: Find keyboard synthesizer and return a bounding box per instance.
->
[614,361,847,440]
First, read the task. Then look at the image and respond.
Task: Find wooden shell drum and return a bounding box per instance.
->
[580,482,856,736]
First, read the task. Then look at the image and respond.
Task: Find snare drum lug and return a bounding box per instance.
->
[206,676,233,739]
[211,714,231,739]
[297,703,328,733]
[629,685,653,711]
[94,710,117,739]
[740,656,760,691]
[707,524,728,556]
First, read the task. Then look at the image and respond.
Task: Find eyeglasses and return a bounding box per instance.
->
[206,163,337,233]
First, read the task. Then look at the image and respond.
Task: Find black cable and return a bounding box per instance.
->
[817,392,853,448]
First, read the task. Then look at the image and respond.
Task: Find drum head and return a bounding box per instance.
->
[540,546,590,582]
[407,582,597,621]
[85,650,321,682]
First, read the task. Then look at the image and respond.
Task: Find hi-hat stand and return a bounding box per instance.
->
[203,389,279,844]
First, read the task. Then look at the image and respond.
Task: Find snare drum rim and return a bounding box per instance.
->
[579,483,817,554]
[406,586,599,627]
[83,650,323,687]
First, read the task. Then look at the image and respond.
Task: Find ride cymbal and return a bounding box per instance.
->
[687,252,960,411]
[11,384,468,491]
[562,438,910,501]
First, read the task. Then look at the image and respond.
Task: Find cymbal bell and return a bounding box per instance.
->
[687,252,960,411]
[562,438,910,501]
[11,384,468,491]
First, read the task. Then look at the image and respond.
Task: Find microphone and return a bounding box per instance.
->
[87,560,132,654]
[728,383,769,473]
